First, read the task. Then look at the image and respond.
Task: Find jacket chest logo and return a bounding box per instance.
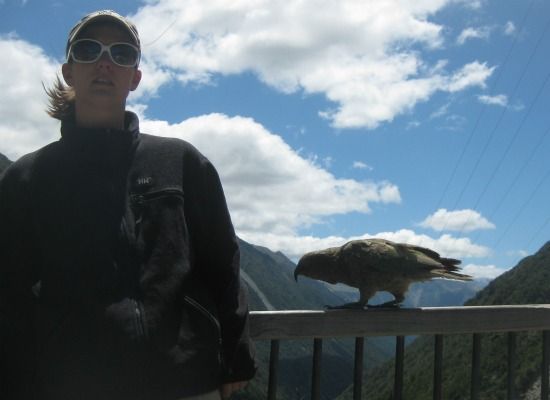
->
[135,176,153,188]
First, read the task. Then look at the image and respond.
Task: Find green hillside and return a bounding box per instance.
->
[336,241,550,400]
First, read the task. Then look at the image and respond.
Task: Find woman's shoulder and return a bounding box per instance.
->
[139,132,200,153]
[138,132,211,165]
[1,141,61,180]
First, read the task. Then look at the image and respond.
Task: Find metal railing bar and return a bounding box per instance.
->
[267,339,279,400]
[433,334,443,400]
[394,335,405,400]
[353,337,364,400]
[311,338,322,400]
[508,332,517,400]
[542,331,550,400]
[471,333,481,400]
[246,307,550,400]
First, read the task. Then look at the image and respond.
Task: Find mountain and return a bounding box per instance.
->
[336,241,550,400]
[0,152,11,174]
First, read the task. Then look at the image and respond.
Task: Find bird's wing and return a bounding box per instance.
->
[342,239,448,276]
[394,241,441,260]
[395,242,461,268]
[340,239,407,274]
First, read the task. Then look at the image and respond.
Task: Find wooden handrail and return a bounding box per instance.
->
[249,305,550,340]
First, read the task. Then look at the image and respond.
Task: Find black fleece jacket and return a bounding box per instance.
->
[0,112,256,400]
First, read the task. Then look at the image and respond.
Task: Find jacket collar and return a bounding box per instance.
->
[59,111,140,169]
[61,111,140,143]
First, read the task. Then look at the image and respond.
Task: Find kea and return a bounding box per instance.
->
[294,238,472,309]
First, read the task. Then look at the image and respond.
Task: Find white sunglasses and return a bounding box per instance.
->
[68,38,140,67]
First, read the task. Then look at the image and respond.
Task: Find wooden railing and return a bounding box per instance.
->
[249,305,550,400]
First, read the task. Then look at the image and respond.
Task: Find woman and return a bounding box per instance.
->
[0,10,255,400]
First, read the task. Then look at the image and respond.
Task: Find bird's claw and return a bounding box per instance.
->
[325,299,404,310]
[367,300,402,309]
[325,302,368,310]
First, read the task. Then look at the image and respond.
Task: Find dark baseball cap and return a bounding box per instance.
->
[66,10,140,59]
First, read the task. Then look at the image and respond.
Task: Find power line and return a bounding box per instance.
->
[458,64,550,237]
[433,5,550,246]
[424,1,537,245]
[480,122,550,234]
[451,12,550,250]
[526,213,550,251]
[452,8,550,214]
[493,159,550,249]
[433,0,535,213]
[142,18,179,48]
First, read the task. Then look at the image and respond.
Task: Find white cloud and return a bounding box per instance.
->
[462,263,506,279]
[453,0,484,10]
[419,208,496,232]
[407,120,421,129]
[241,232,352,262]
[456,26,491,45]
[130,0,494,130]
[430,103,450,119]
[445,61,494,92]
[504,21,516,36]
[371,229,490,259]
[478,94,508,107]
[241,228,490,262]
[322,156,333,169]
[139,113,401,239]
[132,59,174,99]
[0,35,60,160]
[352,161,373,171]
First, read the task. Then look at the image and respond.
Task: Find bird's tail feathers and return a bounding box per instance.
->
[431,269,473,281]
[441,257,461,268]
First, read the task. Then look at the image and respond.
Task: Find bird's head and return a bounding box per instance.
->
[294,249,339,284]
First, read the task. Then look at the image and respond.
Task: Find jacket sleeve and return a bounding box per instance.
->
[0,160,40,399]
[183,149,257,383]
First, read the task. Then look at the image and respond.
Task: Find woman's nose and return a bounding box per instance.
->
[96,50,114,68]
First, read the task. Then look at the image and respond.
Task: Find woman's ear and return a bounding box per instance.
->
[61,63,73,87]
[130,69,142,92]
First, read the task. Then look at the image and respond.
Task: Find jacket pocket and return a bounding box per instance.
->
[177,294,223,368]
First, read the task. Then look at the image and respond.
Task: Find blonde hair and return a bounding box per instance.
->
[44,76,75,121]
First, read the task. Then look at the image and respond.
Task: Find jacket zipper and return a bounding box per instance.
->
[183,296,222,344]
[130,189,184,235]
[131,188,184,207]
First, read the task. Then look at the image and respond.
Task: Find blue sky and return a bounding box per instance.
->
[1,0,550,280]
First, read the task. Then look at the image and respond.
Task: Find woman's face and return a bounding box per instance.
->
[62,23,142,113]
